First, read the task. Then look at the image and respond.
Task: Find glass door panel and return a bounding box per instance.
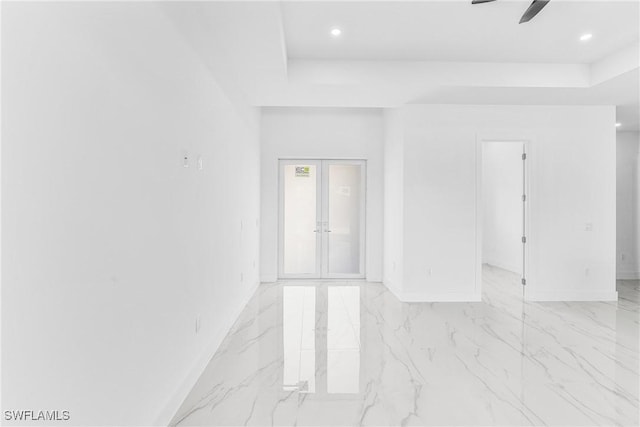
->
[324,163,364,276]
[280,161,321,277]
[279,159,365,279]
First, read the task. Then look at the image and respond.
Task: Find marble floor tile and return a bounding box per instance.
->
[170,266,639,426]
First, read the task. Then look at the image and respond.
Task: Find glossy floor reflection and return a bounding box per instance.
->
[171,266,640,426]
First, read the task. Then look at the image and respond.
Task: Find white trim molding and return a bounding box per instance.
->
[617,271,640,280]
[384,279,481,302]
[155,281,260,426]
[526,290,618,302]
[383,277,402,297]
[260,275,278,283]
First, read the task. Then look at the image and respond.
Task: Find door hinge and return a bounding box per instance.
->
[522,153,527,160]
[521,278,527,286]
[522,236,527,244]
[522,194,527,202]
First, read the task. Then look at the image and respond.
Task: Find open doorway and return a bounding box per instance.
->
[479,141,529,301]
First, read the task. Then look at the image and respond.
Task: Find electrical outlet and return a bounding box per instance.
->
[585,223,593,232]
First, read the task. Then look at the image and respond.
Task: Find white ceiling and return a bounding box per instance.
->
[283,0,640,63]
[163,1,640,130]
[409,69,639,105]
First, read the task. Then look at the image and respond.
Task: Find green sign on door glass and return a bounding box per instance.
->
[295,166,310,177]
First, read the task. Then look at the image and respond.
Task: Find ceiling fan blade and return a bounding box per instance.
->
[471,0,497,4]
[519,0,550,23]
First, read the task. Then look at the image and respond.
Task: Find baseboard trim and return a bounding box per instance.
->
[383,279,481,302]
[483,260,520,275]
[617,271,640,280]
[526,289,618,302]
[383,277,402,298]
[399,291,482,302]
[154,281,259,426]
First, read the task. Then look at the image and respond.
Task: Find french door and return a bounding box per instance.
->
[278,159,366,279]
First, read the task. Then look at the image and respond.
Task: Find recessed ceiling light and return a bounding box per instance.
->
[330,28,342,37]
[616,122,622,127]
[580,33,593,41]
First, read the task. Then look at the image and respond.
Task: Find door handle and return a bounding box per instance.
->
[313,229,320,233]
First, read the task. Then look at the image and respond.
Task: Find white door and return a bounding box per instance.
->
[279,159,366,279]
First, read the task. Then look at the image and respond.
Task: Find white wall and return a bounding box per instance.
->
[482,142,523,273]
[2,3,260,426]
[382,109,404,292]
[260,108,383,282]
[386,105,616,302]
[637,139,640,275]
[616,131,640,279]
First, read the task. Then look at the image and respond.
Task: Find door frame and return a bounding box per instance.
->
[278,158,367,280]
[475,135,533,299]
